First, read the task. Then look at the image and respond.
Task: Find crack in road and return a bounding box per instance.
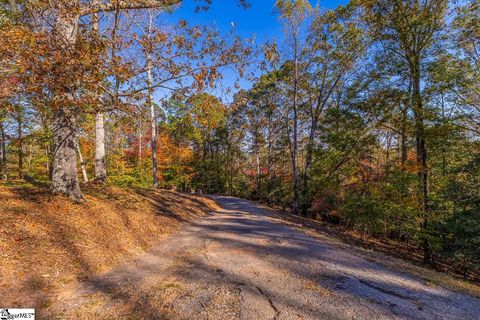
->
[256,286,280,320]
[357,278,415,301]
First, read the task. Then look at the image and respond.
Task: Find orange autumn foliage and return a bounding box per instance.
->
[156,130,193,182]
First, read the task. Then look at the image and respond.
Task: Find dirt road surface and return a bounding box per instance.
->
[54,196,480,320]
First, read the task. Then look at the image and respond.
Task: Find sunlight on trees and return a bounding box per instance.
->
[0,0,479,276]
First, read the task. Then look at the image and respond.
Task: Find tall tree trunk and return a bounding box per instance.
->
[401,81,411,170]
[291,34,300,215]
[385,133,392,175]
[76,140,89,183]
[302,116,318,216]
[267,113,273,199]
[45,147,50,179]
[226,139,232,195]
[94,112,107,182]
[0,118,7,180]
[138,118,143,165]
[255,145,260,194]
[440,93,447,176]
[400,105,408,168]
[399,93,409,198]
[146,10,159,188]
[16,105,23,179]
[51,107,82,200]
[91,0,106,183]
[148,60,159,189]
[411,59,431,266]
[50,9,83,200]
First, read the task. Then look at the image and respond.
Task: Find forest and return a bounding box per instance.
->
[1,0,479,279]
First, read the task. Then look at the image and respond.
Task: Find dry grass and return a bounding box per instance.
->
[0,181,219,308]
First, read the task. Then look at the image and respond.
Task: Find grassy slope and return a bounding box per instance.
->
[0,182,219,308]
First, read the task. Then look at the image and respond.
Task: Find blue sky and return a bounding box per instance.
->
[158,0,349,102]
[168,1,348,41]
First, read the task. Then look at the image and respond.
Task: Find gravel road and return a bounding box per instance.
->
[55,196,480,320]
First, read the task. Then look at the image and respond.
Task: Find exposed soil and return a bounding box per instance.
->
[0,182,218,311]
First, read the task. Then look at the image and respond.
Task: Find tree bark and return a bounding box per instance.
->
[138,118,143,165]
[410,59,432,266]
[0,118,7,180]
[50,9,83,200]
[267,112,273,199]
[301,115,318,216]
[399,101,408,197]
[255,145,261,193]
[146,10,159,188]
[45,147,51,180]
[148,55,159,189]
[91,1,107,184]
[51,107,83,201]
[16,105,23,179]
[400,105,408,168]
[94,112,107,182]
[76,140,89,183]
[291,31,300,215]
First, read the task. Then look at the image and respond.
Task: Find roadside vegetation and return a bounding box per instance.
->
[0,0,479,286]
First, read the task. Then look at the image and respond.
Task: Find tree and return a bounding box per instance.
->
[145,10,159,187]
[450,0,480,134]
[1,0,251,200]
[275,0,313,214]
[166,93,229,193]
[41,1,181,200]
[360,0,448,265]
[300,3,367,214]
[0,110,6,180]
[129,12,253,188]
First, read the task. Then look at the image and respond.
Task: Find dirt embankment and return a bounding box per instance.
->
[0,182,218,309]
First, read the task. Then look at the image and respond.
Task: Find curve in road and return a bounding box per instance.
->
[56,196,480,320]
